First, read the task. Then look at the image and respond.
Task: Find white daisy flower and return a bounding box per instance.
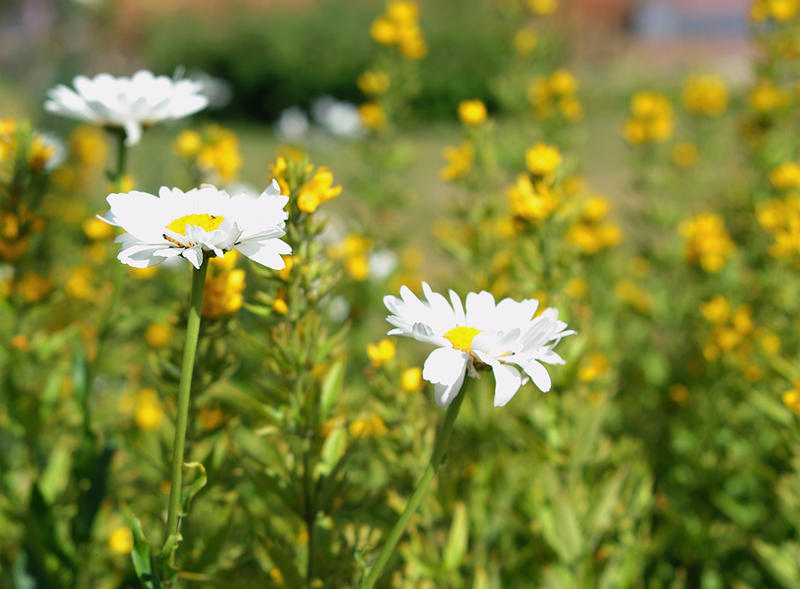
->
[44,70,209,146]
[384,283,574,408]
[100,181,291,270]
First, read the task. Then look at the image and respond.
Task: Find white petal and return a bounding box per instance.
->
[520,359,552,392]
[423,348,469,407]
[181,246,204,269]
[490,362,523,407]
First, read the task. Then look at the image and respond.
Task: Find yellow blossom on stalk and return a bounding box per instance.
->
[768,0,799,21]
[358,70,391,95]
[757,198,785,230]
[359,102,387,131]
[145,322,172,349]
[105,174,135,194]
[458,100,488,126]
[514,29,538,54]
[732,305,754,334]
[401,367,423,392]
[440,141,474,181]
[82,216,114,240]
[565,277,587,298]
[769,162,800,190]
[196,125,242,182]
[203,267,246,319]
[614,279,652,313]
[582,196,611,221]
[108,527,134,555]
[349,414,388,438]
[679,212,734,272]
[578,351,610,383]
[759,331,781,355]
[624,91,674,144]
[528,0,558,15]
[783,387,800,413]
[682,74,729,117]
[507,174,560,222]
[560,96,585,122]
[68,125,108,168]
[17,272,52,303]
[273,297,289,315]
[65,266,94,300]
[700,295,730,324]
[397,27,427,59]
[671,142,699,167]
[277,256,293,280]
[565,222,622,254]
[346,255,370,280]
[174,129,203,158]
[549,69,578,96]
[134,388,163,431]
[370,17,399,45]
[367,338,396,368]
[525,142,562,176]
[387,0,418,25]
[749,81,789,113]
[297,167,342,214]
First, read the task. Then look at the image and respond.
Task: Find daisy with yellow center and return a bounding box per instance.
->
[383,282,573,407]
[100,181,291,270]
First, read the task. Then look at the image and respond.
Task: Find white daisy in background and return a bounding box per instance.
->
[44,70,209,146]
[100,181,291,270]
[384,283,574,408]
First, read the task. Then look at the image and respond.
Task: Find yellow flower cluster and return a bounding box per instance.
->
[17,271,53,303]
[349,413,388,438]
[133,387,164,431]
[69,125,108,169]
[271,156,342,213]
[527,0,558,16]
[0,119,60,174]
[624,92,674,144]
[458,100,487,126]
[174,125,242,183]
[145,321,173,349]
[578,351,610,383]
[757,195,800,258]
[440,141,474,181]
[367,338,396,368]
[565,196,623,254]
[699,296,758,367]
[679,213,734,272]
[0,208,44,261]
[769,161,800,190]
[358,70,391,96]
[751,0,800,22]
[614,279,653,314]
[749,80,790,113]
[682,74,729,117]
[670,142,699,168]
[508,173,560,222]
[527,69,584,122]
[108,527,134,555]
[370,1,427,60]
[359,102,388,132]
[202,252,246,319]
[328,233,372,281]
[65,265,96,301]
[401,366,423,392]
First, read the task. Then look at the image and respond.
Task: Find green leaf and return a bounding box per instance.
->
[317,428,347,477]
[442,501,468,572]
[130,515,163,589]
[180,461,208,516]
[319,359,345,420]
[752,539,800,589]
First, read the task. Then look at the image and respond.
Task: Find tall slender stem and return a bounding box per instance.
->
[362,389,467,589]
[114,131,128,190]
[166,257,209,545]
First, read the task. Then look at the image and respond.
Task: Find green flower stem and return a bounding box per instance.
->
[362,388,467,589]
[165,256,209,546]
[114,131,128,190]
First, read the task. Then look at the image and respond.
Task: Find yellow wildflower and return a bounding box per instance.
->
[458,100,488,126]
[18,272,52,303]
[700,295,730,324]
[783,388,800,413]
[134,388,163,431]
[145,322,172,349]
[682,74,729,117]
[349,414,388,438]
[128,266,158,280]
[759,331,781,355]
[769,162,800,190]
[624,91,674,144]
[749,81,788,113]
[440,141,474,181]
[671,142,699,167]
[367,338,396,368]
[273,298,289,315]
[508,174,560,222]
[549,69,578,96]
[203,268,246,318]
[108,527,134,555]
[679,213,734,272]
[565,277,587,298]
[514,29,538,54]
[528,0,558,15]
[297,167,342,214]
[359,103,387,131]
[174,129,203,158]
[401,367,423,392]
[525,142,562,176]
[578,351,609,383]
[65,266,94,300]
[68,125,108,168]
[358,70,391,95]
[370,17,398,45]
[82,216,114,240]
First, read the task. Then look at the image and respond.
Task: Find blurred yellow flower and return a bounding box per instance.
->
[174,129,203,158]
[700,295,730,324]
[671,142,699,167]
[370,17,398,45]
[783,388,800,413]
[199,407,227,431]
[440,141,474,181]
[349,414,388,438]
[528,0,558,15]
[749,81,789,113]
[108,527,134,555]
[549,69,578,96]
[359,102,387,131]
[508,174,560,222]
[358,70,391,95]
[401,366,423,391]
[367,338,396,368]
[614,279,652,314]
[134,388,163,431]
[769,0,799,21]
[82,215,114,240]
[458,100,487,126]
[565,277,587,298]
[769,162,800,190]
[145,322,172,349]
[525,142,562,176]
[669,384,690,405]
[273,297,289,315]
[624,91,674,144]
[203,268,246,318]
[759,331,781,355]
[679,212,734,272]
[18,272,52,303]
[68,125,108,168]
[297,167,342,214]
[65,266,94,300]
[514,29,538,54]
[578,351,609,383]
[682,74,729,117]
[128,266,158,280]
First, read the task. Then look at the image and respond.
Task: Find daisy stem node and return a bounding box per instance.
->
[362,387,467,589]
[165,255,209,558]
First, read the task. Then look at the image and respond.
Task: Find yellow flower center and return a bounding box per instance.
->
[443,326,481,353]
[164,213,225,245]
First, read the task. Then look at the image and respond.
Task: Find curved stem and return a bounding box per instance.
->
[166,257,209,547]
[362,389,467,589]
